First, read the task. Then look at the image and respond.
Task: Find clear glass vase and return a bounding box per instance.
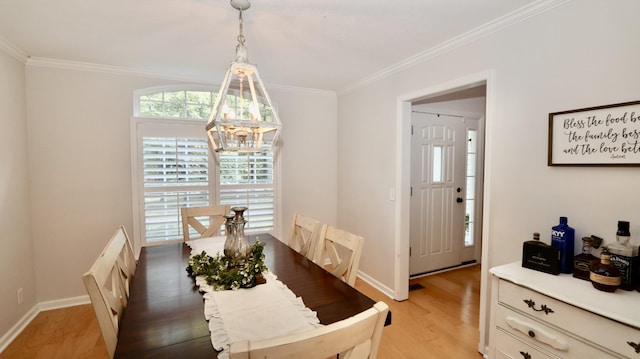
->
[223,206,250,266]
[223,214,236,258]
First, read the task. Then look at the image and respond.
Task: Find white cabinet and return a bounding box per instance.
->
[489,262,640,358]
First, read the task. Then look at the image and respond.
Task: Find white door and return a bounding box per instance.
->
[409,112,470,275]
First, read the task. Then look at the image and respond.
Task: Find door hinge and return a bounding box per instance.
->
[411,125,414,135]
[409,246,412,256]
[410,187,413,196]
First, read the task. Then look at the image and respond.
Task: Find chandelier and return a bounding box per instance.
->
[206,0,282,152]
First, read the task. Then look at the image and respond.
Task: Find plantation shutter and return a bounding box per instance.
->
[142,136,210,242]
[219,149,275,233]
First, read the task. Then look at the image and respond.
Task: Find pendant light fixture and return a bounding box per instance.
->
[206,0,282,152]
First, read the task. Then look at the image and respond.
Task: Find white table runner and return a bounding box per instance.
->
[186,236,322,359]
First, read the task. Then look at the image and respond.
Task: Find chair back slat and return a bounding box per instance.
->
[314,225,364,286]
[114,225,135,298]
[181,205,230,241]
[287,213,321,260]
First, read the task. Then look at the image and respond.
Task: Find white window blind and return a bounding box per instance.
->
[219,150,275,232]
[142,137,210,242]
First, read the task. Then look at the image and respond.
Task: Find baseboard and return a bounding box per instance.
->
[0,304,39,353]
[38,295,90,311]
[356,270,396,300]
[0,295,90,354]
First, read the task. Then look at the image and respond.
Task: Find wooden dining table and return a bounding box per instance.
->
[114,233,390,358]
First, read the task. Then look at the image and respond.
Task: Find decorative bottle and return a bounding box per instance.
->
[607,220,638,290]
[573,237,598,281]
[590,251,621,292]
[551,216,575,274]
[608,221,635,256]
[231,206,250,265]
[223,214,237,258]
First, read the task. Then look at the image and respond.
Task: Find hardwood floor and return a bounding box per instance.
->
[0,264,482,359]
[357,264,483,359]
[0,305,108,359]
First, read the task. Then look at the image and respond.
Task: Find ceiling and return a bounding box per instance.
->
[0,0,542,92]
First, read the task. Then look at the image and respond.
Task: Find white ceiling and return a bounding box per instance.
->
[0,0,542,91]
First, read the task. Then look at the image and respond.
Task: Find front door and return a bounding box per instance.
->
[409,112,469,276]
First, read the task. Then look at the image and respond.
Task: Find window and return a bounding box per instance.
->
[464,129,477,247]
[139,90,214,119]
[132,87,278,245]
[432,146,443,182]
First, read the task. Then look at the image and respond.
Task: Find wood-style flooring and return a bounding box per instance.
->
[0,264,482,359]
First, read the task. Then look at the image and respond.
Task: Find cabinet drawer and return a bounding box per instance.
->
[495,305,621,359]
[498,279,640,357]
[495,328,558,359]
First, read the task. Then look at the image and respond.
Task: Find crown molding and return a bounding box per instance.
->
[25,56,335,97]
[338,0,571,95]
[267,82,336,97]
[0,36,28,63]
[26,56,214,82]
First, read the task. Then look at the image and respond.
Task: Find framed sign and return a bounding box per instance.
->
[548,100,640,166]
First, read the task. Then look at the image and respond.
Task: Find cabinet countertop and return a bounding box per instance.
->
[490,262,640,329]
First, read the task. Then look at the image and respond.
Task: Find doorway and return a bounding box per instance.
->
[409,88,486,277]
[393,71,494,355]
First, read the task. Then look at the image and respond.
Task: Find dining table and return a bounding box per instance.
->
[114,233,391,358]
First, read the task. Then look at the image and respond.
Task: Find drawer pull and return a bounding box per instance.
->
[628,341,640,353]
[519,351,532,359]
[506,316,569,351]
[523,299,554,315]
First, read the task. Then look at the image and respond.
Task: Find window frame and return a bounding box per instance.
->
[130,85,281,249]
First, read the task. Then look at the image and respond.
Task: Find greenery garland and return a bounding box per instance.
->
[186,240,268,291]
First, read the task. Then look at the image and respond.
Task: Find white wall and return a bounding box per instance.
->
[275,88,338,236]
[337,0,640,293]
[0,49,36,338]
[23,65,338,302]
[338,80,399,288]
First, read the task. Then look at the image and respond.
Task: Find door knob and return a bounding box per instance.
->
[456,197,463,203]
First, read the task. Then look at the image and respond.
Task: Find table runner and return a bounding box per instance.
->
[186,236,322,359]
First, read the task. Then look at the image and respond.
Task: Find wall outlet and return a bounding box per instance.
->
[17,288,23,305]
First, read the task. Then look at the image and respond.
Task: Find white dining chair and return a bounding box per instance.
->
[229,301,389,359]
[287,212,321,260]
[314,224,365,286]
[83,226,134,358]
[181,205,230,241]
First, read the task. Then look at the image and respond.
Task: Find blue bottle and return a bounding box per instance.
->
[551,216,575,274]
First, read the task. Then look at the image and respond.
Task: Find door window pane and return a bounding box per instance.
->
[432,146,443,182]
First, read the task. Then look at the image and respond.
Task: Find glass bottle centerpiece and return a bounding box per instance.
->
[187,205,268,290]
[223,206,250,266]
